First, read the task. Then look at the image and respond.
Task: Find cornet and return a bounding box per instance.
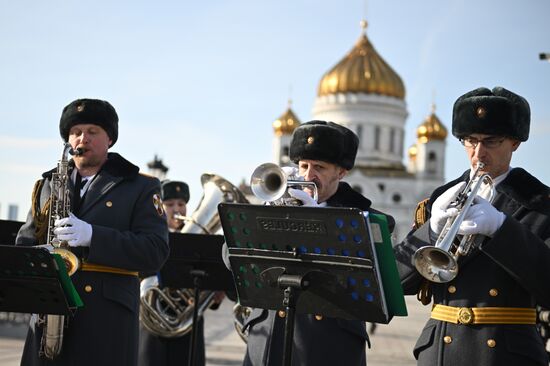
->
[413,162,495,283]
[250,162,318,205]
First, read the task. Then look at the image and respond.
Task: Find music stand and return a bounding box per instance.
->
[0,220,24,245]
[218,203,406,366]
[0,245,82,315]
[160,233,235,366]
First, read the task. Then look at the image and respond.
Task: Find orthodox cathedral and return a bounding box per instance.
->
[272,20,448,241]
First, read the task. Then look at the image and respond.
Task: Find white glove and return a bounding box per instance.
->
[458,196,505,237]
[429,182,466,235]
[281,166,299,179]
[53,212,93,247]
[140,275,159,298]
[287,188,319,207]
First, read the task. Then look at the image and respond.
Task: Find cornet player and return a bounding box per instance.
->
[161,180,190,232]
[15,98,169,366]
[394,87,550,365]
[243,120,395,366]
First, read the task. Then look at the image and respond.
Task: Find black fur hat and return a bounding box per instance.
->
[161,180,190,203]
[452,86,530,141]
[59,98,119,146]
[289,120,359,170]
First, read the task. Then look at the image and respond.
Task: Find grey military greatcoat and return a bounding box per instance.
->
[243,182,395,366]
[16,152,169,366]
[394,168,550,366]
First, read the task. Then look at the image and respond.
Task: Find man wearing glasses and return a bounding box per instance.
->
[394,87,550,366]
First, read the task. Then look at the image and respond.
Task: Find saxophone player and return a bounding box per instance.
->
[16,98,169,366]
[394,87,550,366]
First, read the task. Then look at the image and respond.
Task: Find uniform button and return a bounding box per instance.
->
[278,310,286,318]
[448,285,456,294]
[443,336,452,344]
[489,288,499,297]
[84,285,92,293]
[487,339,496,348]
[106,201,113,207]
[314,315,323,321]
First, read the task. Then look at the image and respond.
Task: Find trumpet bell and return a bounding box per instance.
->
[413,246,458,283]
[250,163,287,202]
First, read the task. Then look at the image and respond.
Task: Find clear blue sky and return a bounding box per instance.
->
[1,0,549,221]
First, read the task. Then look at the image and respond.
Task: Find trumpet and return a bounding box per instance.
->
[250,162,318,205]
[413,162,495,283]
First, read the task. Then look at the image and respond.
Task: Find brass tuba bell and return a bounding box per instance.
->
[139,173,248,338]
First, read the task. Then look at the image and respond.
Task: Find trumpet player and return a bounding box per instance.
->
[394,87,550,366]
[15,98,169,366]
[243,120,395,366]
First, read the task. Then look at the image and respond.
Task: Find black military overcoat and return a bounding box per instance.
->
[394,168,550,366]
[243,182,395,366]
[16,153,169,366]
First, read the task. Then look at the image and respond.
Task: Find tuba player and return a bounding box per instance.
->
[138,180,208,366]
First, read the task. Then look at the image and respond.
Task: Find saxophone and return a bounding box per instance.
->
[38,142,82,359]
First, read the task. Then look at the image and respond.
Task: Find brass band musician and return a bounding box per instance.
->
[15,98,169,366]
[394,87,550,365]
[242,120,395,366]
[138,180,208,366]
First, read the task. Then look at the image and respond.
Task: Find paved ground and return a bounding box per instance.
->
[0,297,430,365]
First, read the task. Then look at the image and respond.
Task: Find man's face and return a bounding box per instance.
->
[163,198,187,231]
[297,159,347,203]
[68,123,111,170]
[462,133,520,178]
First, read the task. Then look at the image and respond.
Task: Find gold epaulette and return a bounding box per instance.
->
[413,198,430,229]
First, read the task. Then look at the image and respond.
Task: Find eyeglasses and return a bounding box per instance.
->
[460,137,506,149]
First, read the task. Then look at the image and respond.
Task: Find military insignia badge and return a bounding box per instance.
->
[153,194,164,216]
[307,136,314,144]
[77,104,85,112]
[476,106,487,119]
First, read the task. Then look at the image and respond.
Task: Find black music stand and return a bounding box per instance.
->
[160,233,235,366]
[218,203,404,366]
[0,220,24,245]
[0,245,81,315]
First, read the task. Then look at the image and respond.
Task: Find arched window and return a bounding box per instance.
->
[427,151,437,173]
[374,126,380,151]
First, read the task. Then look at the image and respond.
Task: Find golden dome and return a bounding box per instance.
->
[273,103,301,136]
[408,144,418,159]
[317,22,405,99]
[417,104,448,143]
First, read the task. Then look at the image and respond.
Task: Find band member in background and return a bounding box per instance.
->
[242,120,395,366]
[138,180,208,366]
[161,180,190,233]
[394,87,550,365]
[16,98,169,366]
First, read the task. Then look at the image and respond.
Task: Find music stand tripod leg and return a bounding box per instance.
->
[278,274,310,366]
[189,270,207,366]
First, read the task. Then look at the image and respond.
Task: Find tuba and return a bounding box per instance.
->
[139,173,248,338]
[39,142,82,359]
[413,162,495,283]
